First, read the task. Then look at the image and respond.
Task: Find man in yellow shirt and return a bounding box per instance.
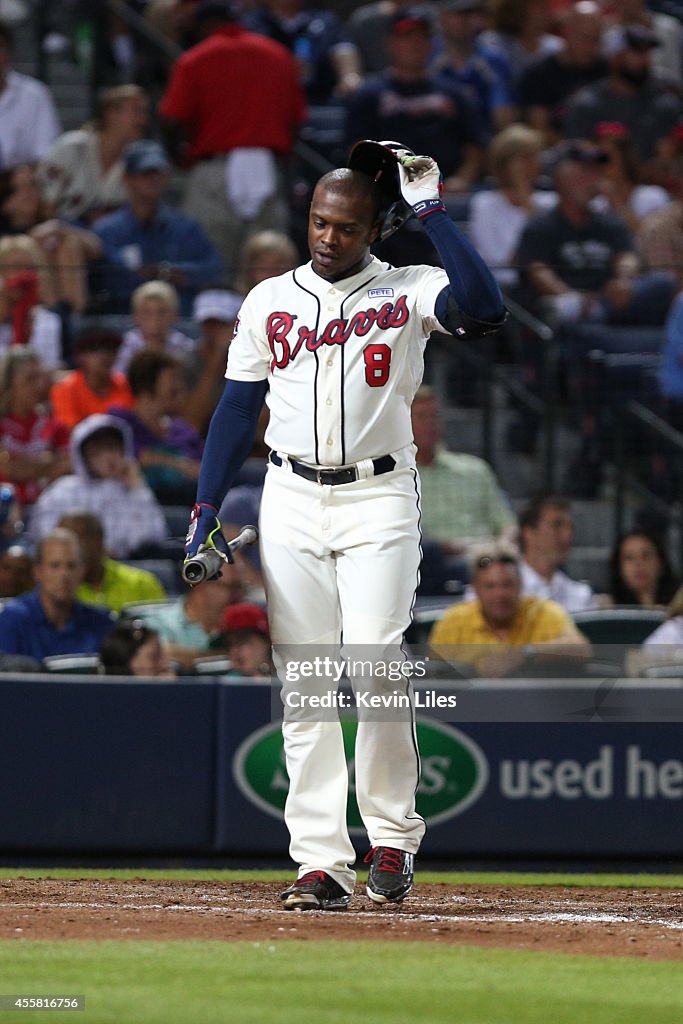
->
[428,546,591,676]
[58,511,166,614]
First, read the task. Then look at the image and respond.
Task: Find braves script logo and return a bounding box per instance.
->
[266,295,409,370]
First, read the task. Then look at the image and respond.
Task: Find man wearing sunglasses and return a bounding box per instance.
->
[428,545,591,677]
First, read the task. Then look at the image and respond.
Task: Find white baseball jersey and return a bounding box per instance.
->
[226,256,450,465]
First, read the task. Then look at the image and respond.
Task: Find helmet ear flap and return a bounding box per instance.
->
[347,139,414,241]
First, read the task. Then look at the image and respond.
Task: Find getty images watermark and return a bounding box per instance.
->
[280,655,457,714]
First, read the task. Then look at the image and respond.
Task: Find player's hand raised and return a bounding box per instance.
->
[396,153,445,217]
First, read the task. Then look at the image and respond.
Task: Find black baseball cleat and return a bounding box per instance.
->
[280,870,352,911]
[364,846,414,904]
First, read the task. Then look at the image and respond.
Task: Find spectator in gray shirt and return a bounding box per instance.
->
[563,24,682,167]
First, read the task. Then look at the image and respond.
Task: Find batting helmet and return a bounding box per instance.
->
[347,139,414,241]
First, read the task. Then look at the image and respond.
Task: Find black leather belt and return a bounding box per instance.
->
[269,451,396,485]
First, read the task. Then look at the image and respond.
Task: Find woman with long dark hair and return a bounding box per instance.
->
[608,529,680,607]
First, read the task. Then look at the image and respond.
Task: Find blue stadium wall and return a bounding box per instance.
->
[0,676,681,857]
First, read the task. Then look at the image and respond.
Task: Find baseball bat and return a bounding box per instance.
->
[182,524,259,585]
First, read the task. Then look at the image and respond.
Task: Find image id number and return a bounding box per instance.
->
[0,995,85,1010]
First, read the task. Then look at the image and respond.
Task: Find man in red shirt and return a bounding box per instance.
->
[159,0,307,286]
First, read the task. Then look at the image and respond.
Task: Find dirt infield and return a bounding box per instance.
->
[1,879,681,959]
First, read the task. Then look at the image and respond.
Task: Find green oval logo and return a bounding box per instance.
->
[233,717,488,831]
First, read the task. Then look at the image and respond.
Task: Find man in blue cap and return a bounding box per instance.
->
[93,139,223,315]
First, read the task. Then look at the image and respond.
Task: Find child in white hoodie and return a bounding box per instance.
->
[28,413,168,558]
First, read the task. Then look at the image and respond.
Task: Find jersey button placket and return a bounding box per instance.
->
[318,318,342,463]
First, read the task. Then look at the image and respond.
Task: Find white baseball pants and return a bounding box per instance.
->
[259,458,426,893]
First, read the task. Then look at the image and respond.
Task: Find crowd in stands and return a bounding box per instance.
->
[3,0,683,676]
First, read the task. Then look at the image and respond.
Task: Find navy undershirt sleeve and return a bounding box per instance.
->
[195,378,268,509]
[421,209,505,326]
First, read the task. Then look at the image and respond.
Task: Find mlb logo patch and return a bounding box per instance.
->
[368,288,394,298]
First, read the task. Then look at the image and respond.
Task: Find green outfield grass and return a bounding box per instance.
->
[0,939,681,1024]
[0,871,681,1023]
[0,866,682,888]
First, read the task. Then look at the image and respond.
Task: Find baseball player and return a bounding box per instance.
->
[184,141,506,909]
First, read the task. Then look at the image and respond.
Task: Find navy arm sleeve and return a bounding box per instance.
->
[195,378,268,509]
[419,209,507,336]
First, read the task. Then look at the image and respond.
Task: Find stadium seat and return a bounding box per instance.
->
[571,607,665,645]
[119,599,177,622]
[191,655,234,676]
[405,596,457,648]
[562,324,663,410]
[163,506,191,539]
[43,653,102,674]
[638,662,683,678]
[0,653,42,673]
